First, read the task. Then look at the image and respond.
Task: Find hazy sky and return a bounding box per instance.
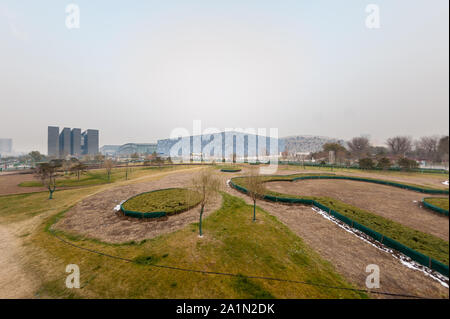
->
[0,0,448,153]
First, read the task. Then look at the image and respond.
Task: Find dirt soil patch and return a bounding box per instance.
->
[53,171,222,244]
[0,173,46,196]
[0,222,38,298]
[224,183,448,299]
[265,179,449,241]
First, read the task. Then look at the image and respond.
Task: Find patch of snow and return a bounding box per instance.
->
[311,207,449,288]
[113,200,126,212]
[442,180,449,186]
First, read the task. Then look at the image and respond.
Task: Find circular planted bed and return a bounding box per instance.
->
[121,188,202,218]
[220,166,242,172]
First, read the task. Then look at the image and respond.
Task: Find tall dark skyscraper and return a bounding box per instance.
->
[47,126,59,157]
[71,128,81,156]
[82,129,99,155]
[0,138,13,156]
[59,127,71,157]
[48,126,99,158]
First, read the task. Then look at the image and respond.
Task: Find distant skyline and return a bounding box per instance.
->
[1,0,448,153]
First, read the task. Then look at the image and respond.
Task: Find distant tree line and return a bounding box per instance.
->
[308,135,449,170]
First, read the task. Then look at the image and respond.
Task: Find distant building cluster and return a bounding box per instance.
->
[99,143,157,157]
[90,130,351,161]
[157,131,280,160]
[279,136,346,154]
[48,126,99,158]
[0,138,13,157]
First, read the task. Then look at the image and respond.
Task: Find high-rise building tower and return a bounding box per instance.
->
[82,129,99,155]
[47,126,59,157]
[48,126,99,158]
[71,128,81,156]
[0,138,12,156]
[59,127,71,157]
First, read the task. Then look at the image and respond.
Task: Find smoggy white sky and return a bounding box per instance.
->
[0,0,448,153]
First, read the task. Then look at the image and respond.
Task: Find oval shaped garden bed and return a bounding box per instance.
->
[121,188,202,218]
[220,166,242,172]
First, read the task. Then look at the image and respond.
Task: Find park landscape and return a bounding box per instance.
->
[0,160,448,299]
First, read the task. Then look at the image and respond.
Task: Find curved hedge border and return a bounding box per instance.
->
[422,198,449,216]
[120,188,199,219]
[230,177,449,277]
[220,168,242,172]
[292,175,448,194]
[279,161,449,174]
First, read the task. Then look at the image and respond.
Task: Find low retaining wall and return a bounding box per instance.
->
[220,169,242,172]
[120,188,194,219]
[422,198,449,216]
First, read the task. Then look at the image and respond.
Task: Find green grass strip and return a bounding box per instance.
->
[422,198,449,216]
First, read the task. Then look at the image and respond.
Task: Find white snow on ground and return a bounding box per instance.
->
[442,180,449,186]
[311,207,449,288]
[113,200,126,212]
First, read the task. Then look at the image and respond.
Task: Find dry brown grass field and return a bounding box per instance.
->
[0,164,448,299]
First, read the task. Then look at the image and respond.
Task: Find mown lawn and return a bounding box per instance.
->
[18,165,191,188]
[232,175,449,265]
[122,188,202,214]
[25,193,366,299]
[424,198,449,211]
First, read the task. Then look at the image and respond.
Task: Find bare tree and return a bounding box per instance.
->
[347,137,370,159]
[70,161,87,181]
[62,159,72,175]
[95,154,105,163]
[386,136,412,157]
[415,136,439,162]
[438,136,449,163]
[104,159,114,182]
[191,169,222,237]
[28,151,44,166]
[245,168,266,222]
[34,160,62,199]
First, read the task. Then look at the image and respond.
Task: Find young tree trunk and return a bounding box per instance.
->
[199,204,205,236]
[253,199,256,221]
[48,187,55,199]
